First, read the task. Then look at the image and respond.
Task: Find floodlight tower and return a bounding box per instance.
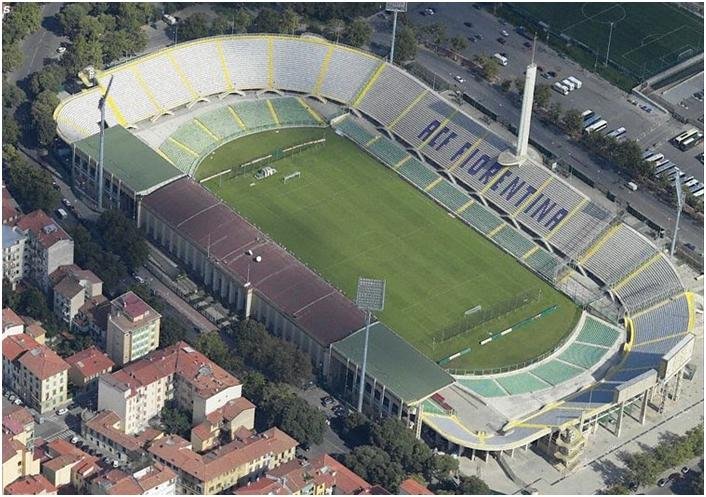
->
[670,174,684,257]
[355,277,386,413]
[386,2,407,63]
[97,76,114,211]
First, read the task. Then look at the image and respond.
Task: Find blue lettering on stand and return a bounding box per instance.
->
[450,142,472,162]
[418,120,441,141]
[545,208,569,230]
[478,162,503,185]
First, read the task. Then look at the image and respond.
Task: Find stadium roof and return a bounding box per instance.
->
[142,178,366,347]
[73,126,183,195]
[332,322,454,404]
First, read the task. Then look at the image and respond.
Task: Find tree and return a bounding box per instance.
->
[179,13,211,42]
[457,475,491,495]
[3,82,25,109]
[28,65,67,97]
[624,451,661,487]
[95,210,148,270]
[161,404,191,438]
[5,148,60,212]
[481,58,500,80]
[547,102,562,122]
[195,332,229,366]
[514,76,525,93]
[369,417,433,475]
[449,36,468,52]
[3,2,41,44]
[160,316,189,348]
[346,18,372,48]
[419,23,446,46]
[56,3,93,37]
[425,454,458,481]
[102,30,136,62]
[232,9,252,34]
[340,411,372,447]
[256,382,326,447]
[500,79,512,92]
[562,109,584,137]
[325,18,345,43]
[279,8,300,35]
[63,36,103,73]
[603,484,630,494]
[2,280,20,309]
[251,8,281,33]
[534,84,552,109]
[2,42,23,74]
[210,16,231,36]
[71,223,129,293]
[2,114,21,147]
[395,26,417,63]
[16,286,53,324]
[344,446,404,491]
[31,91,60,147]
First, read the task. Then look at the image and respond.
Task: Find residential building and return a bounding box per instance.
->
[2,406,40,487]
[2,183,20,225]
[89,463,176,495]
[310,454,373,495]
[81,410,163,464]
[52,266,103,327]
[23,319,47,345]
[4,474,57,495]
[2,224,26,289]
[2,308,24,338]
[148,427,297,495]
[234,458,337,495]
[105,291,160,366]
[399,478,434,495]
[98,342,241,434]
[2,334,70,413]
[190,397,255,452]
[65,346,114,389]
[41,438,100,490]
[16,210,73,291]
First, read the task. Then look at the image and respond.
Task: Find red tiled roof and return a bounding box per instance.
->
[2,184,20,224]
[2,308,24,330]
[149,427,297,482]
[399,478,434,495]
[2,334,69,380]
[84,411,155,453]
[143,178,366,346]
[16,210,71,250]
[4,474,57,495]
[65,346,114,379]
[3,405,33,435]
[312,454,372,495]
[2,433,25,463]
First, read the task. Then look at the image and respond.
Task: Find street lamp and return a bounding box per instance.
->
[355,277,386,413]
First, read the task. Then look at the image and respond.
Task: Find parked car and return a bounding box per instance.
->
[57,407,68,416]
[681,466,690,475]
[56,46,66,54]
[454,75,465,83]
[497,37,507,45]
[9,394,16,402]
[500,29,509,37]
[523,41,532,48]
[71,436,80,444]
[61,198,72,208]
[13,398,22,405]
[463,21,473,28]
[321,396,335,407]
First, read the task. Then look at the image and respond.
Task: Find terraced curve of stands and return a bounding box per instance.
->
[53,34,695,452]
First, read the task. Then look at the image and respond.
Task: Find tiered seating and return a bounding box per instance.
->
[576,317,621,347]
[221,38,269,89]
[398,158,437,189]
[367,138,409,167]
[55,92,105,142]
[173,42,226,97]
[457,378,507,398]
[549,202,612,257]
[233,99,276,129]
[524,249,560,279]
[199,107,243,140]
[320,48,379,104]
[392,92,453,148]
[531,360,583,386]
[139,56,193,109]
[358,65,426,126]
[558,343,608,369]
[458,203,504,235]
[273,38,328,93]
[423,398,450,415]
[492,226,536,258]
[171,124,216,155]
[159,140,196,174]
[335,117,375,145]
[271,98,319,125]
[96,70,157,124]
[583,225,655,284]
[615,255,683,312]
[632,296,689,344]
[428,180,470,212]
[496,373,549,395]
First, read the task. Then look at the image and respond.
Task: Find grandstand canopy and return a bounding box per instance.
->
[333,322,454,404]
[74,126,183,196]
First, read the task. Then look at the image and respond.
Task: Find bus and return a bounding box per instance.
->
[671,129,698,147]
[561,79,576,91]
[585,119,608,133]
[567,76,582,89]
[553,82,569,95]
[654,158,670,168]
[679,132,703,151]
[583,115,603,128]
[645,153,664,163]
[606,127,626,139]
[654,162,674,176]
[581,109,594,120]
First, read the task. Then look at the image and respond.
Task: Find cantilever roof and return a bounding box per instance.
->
[142,178,366,346]
[332,322,454,404]
[74,125,183,195]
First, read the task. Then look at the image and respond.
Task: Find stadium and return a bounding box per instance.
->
[54,34,696,467]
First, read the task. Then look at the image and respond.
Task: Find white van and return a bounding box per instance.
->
[626,181,638,191]
[163,14,177,25]
[553,82,569,95]
[561,78,576,91]
[56,208,68,219]
[493,53,508,66]
[567,76,582,89]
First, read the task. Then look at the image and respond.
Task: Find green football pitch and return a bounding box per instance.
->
[513,3,703,81]
[197,128,581,370]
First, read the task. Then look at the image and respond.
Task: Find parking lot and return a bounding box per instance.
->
[296,383,351,458]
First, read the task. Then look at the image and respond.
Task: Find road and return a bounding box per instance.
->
[9,2,66,84]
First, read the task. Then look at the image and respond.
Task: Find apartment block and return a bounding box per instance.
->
[2,334,70,414]
[105,291,160,366]
[2,224,26,290]
[16,211,73,291]
[52,265,103,328]
[4,474,57,495]
[81,410,163,464]
[88,463,176,495]
[64,346,114,389]
[2,406,40,488]
[98,341,241,434]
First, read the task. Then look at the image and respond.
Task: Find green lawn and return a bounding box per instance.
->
[198,128,581,370]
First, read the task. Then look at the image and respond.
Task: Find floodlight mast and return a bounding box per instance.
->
[355,278,386,413]
[670,174,683,257]
[97,76,114,211]
[386,3,407,64]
